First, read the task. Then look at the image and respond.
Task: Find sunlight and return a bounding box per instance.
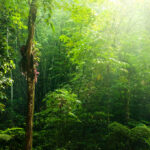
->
[109,0,119,3]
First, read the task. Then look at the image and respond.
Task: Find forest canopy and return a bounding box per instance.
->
[1,0,150,150]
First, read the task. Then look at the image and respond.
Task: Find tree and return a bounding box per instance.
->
[25,0,38,149]
[24,0,53,149]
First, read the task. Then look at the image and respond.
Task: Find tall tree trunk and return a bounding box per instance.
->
[106,64,110,124]
[124,88,130,124]
[6,27,14,104]
[11,72,13,103]
[25,0,37,150]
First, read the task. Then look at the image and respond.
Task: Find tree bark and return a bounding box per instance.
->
[125,87,130,124]
[25,0,37,150]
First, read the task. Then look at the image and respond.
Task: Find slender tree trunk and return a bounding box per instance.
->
[25,0,37,150]
[106,64,110,124]
[11,72,13,103]
[125,86,130,124]
[6,27,14,104]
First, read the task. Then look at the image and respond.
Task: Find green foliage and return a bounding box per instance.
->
[130,125,150,150]
[0,134,12,141]
[0,34,15,100]
[36,88,81,125]
[2,0,150,149]
[44,89,80,112]
[0,128,25,150]
[106,122,130,150]
[106,122,150,150]
[34,89,81,149]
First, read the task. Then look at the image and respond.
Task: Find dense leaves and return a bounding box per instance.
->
[1,0,150,150]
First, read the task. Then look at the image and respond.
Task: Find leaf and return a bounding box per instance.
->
[0,134,12,141]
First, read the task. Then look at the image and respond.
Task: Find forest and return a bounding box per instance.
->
[1,0,150,149]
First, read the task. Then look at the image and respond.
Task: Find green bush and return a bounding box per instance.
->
[106,122,130,150]
[130,125,150,150]
[105,122,150,150]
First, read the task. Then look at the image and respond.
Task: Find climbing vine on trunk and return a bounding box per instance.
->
[25,0,38,149]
